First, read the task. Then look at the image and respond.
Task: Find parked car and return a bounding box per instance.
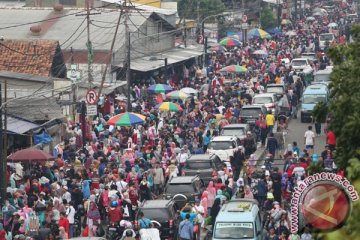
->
[291,58,312,71]
[239,105,267,124]
[135,199,179,239]
[207,136,242,167]
[221,124,257,156]
[300,84,329,123]
[213,199,263,240]
[164,176,205,209]
[265,84,285,101]
[252,93,280,117]
[182,154,223,185]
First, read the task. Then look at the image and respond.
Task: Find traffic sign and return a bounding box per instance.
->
[86,89,98,105]
[67,64,81,82]
[86,105,98,116]
[242,14,248,23]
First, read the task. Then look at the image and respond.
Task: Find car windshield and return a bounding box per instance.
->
[214,222,254,239]
[222,128,245,136]
[303,94,326,104]
[141,208,170,220]
[186,161,212,169]
[314,74,330,82]
[241,108,261,117]
[320,34,334,41]
[166,184,194,194]
[292,60,307,66]
[253,97,272,104]
[267,86,283,94]
[208,141,234,150]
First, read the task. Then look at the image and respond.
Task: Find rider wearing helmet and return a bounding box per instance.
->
[108,200,122,223]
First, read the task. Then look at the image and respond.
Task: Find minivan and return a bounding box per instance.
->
[213,199,263,240]
[300,84,329,123]
[319,33,335,50]
[314,67,332,83]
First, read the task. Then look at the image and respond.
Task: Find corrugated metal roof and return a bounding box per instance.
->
[117,46,203,72]
[6,116,40,134]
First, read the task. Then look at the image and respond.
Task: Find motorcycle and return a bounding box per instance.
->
[107,223,122,240]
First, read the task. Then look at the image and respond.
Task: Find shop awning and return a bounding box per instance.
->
[6,116,40,135]
[117,47,203,72]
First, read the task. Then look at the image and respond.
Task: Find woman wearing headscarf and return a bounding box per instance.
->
[82,180,91,199]
[87,201,101,237]
[210,198,221,232]
[200,195,208,217]
[215,189,226,203]
[244,185,254,199]
[206,181,216,200]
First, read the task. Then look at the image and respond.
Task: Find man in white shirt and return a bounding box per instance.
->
[304,125,315,155]
[62,186,72,203]
[116,175,128,193]
[176,148,189,174]
[65,201,76,238]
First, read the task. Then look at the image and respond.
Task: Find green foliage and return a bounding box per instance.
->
[306,161,324,175]
[312,101,328,123]
[325,24,360,238]
[260,7,277,30]
[177,0,226,20]
[327,25,360,171]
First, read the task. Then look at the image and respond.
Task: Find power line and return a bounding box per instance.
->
[61,17,87,47]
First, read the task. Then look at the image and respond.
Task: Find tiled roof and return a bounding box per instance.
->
[0,39,59,77]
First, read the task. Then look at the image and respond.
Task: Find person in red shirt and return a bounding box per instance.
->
[326,130,336,151]
[59,211,70,238]
[108,201,123,223]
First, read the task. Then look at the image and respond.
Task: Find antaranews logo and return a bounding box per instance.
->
[291,172,359,233]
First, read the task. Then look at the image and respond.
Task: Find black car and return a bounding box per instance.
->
[182,154,223,185]
[135,199,179,239]
[164,176,205,209]
[240,105,267,125]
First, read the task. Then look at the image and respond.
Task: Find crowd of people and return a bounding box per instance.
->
[1,0,354,239]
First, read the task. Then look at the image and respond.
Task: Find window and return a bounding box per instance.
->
[303,94,326,104]
[208,141,234,150]
[267,86,284,94]
[253,97,273,104]
[166,184,194,194]
[241,108,262,117]
[141,208,170,220]
[222,128,245,136]
[186,161,212,169]
[214,222,254,239]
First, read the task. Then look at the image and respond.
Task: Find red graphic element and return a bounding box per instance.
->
[301,183,350,230]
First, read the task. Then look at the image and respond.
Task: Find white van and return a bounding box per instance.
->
[213,199,263,240]
[319,33,335,50]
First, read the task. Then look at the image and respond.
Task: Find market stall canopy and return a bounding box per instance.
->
[148,84,173,93]
[181,87,198,94]
[155,102,183,112]
[8,148,54,162]
[248,28,272,39]
[166,90,189,100]
[219,37,242,47]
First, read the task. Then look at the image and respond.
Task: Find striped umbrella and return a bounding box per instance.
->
[166,90,189,100]
[107,112,146,126]
[248,28,272,39]
[147,84,173,93]
[155,102,183,112]
[219,37,242,47]
[220,65,247,73]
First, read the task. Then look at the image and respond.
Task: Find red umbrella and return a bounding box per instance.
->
[8,148,54,162]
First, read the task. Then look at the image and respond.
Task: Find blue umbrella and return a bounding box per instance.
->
[266,27,283,36]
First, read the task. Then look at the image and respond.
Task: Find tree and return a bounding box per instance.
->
[321,24,360,239]
[260,7,277,30]
[312,101,328,123]
[177,0,226,21]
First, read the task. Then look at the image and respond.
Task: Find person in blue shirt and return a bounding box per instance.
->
[178,214,194,240]
[138,212,152,229]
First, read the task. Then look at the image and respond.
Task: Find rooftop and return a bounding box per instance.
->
[168,176,197,184]
[222,124,248,129]
[141,199,173,208]
[0,39,61,77]
[0,8,151,51]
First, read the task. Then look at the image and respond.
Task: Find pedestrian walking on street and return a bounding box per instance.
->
[304,126,315,156]
[178,214,194,240]
[266,133,278,158]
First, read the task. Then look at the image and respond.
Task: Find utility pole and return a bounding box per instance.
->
[0,83,4,206]
[98,4,124,97]
[80,101,86,154]
[124,0,132,112]
[71,48,77,121]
